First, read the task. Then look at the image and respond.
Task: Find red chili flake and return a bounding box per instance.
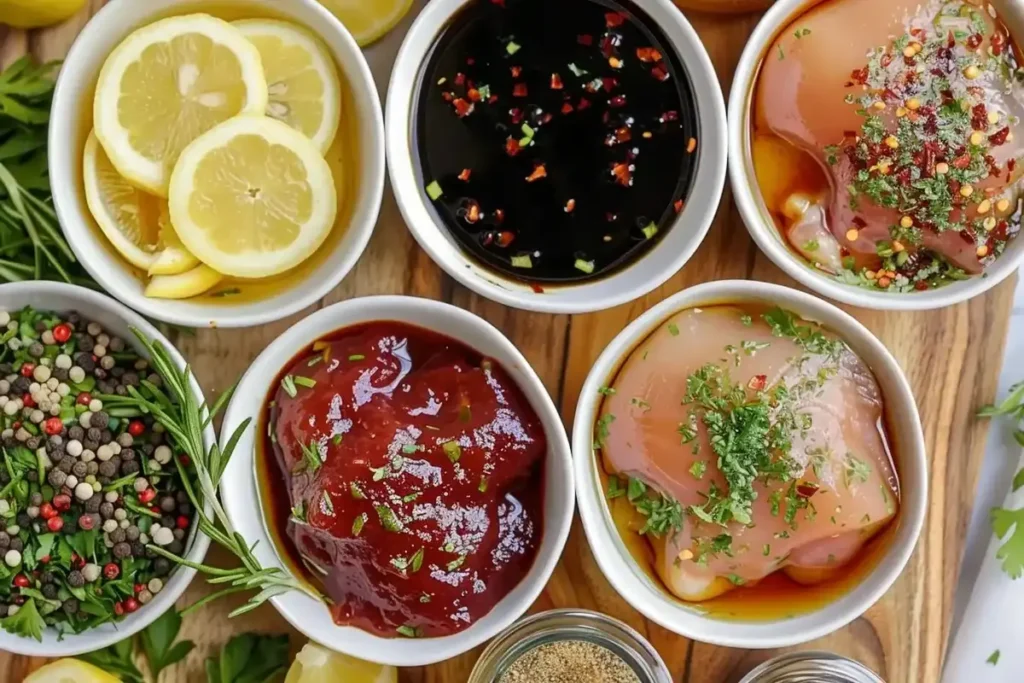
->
[481,232,494,247]
[992,33,1006,56]
[851,216,867,229]
[850,67,869,85]
[513,83,528,97]
[880,53,893,68]
[578,97,591,110]
[561,102,574,114]
[455,72,466,86]
[565,199,576,213]
[441,91,454,103]
[636,47,662,63]
[651,65,670,82]
[525,164,547,182]
[615,127,631,143]
[602,111,610,124]
[602,76,618,92]
[466,57,475,66]
[953,153,972,170]
[458,168,472,182]
[453,98,474,117]
[178,454,191,467]
[510,65,522,78]
[661,110,679,122]
[966,33,983,50]
[674,199,684,213]
[990,127,1010,146]
[530,283,545,293]
[467,88,482,102]
[599,35,615,58]
[611,162,632,187]
[796,482,820,498]
[550,73,563,90]
[488,94,499,104]
[464,201,481,223]
[605,11,626,28]
[910,27,925,40]
[915,280,930,291]
[747,375,767,391]
[494,208,506,223]
[496,231,515,247]
[510,107,524,124]
[686,137,697,153]
[971,103,988,130]
[609,95,627,108]
[578,34,593,46]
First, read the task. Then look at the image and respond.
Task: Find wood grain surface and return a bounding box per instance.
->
[0,2,1013,681]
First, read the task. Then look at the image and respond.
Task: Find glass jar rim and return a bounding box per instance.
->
[738,651,886,683]
[468,608,673,683]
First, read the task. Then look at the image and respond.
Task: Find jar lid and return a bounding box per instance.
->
[739,651,886,683]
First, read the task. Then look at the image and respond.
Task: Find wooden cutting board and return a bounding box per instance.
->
[0,2,1011,681]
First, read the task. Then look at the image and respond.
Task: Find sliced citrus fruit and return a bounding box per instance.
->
[24,659,120,683]
[168,115,337,279]
[233,19,341,153]
[317,0,413,47]
[93,13,268,197]
[145,264,224,299]
[84,131,200,275]
[284,643,397,683]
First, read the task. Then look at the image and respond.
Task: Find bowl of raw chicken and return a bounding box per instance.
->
[571,280,927,648]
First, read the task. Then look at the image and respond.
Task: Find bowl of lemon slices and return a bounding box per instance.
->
[48,0,386,328]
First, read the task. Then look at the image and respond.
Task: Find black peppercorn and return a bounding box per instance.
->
[62,598,79,615]
[67,570,85,587]
[99,502,114,519]
[112,542,132,559]
[41,584,59,600]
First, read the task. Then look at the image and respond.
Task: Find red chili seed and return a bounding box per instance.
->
[458,168,472,182]
[177,515,190,529]
[78,514,95,530]
[52,323,72,343]
[138,488,157,504]
[53,494,71,511]
[43,417,63,436]
[605,11,626,28]
[512,83,528,97]
[47,516,64,532]
[13,574,30,588]
[550,73,563,90]
[19,363,35,377]
[114,602,124,616]
[577,34,593,46]
[104,563,120,580]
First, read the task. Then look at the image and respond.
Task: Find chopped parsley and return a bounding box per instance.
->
[843,454,871,487]
[689,460,706,480]
[625,477,684,537]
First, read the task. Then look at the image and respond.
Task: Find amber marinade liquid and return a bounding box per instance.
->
[73,1,361,307]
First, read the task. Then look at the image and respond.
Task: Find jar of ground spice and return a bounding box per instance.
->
[468,609,672,683]
[737,652,886,683]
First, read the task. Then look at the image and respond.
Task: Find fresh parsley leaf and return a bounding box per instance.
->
[205,633,290,683]
[76,636,145,683]
[992,506,1024,579]
[140,607,195,681]
[0,597,45,642]
[987,649,1000,666]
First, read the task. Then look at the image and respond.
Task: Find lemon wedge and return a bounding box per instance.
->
[93,14,268,197]
[318,0,413,47]
[233,19,341,153]
[24,659,121,683]
[168,115,337,279]
[284,643,397,683]
[145,264,224,299]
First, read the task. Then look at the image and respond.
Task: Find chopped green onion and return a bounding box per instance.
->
[443,441,462,463]
[321,491,334,514]
[293,375,316,389]
[568,62,588,77]
[574,259,595,274]
[349,354,365,361]
[426,181,443,200]
[410,547,425,573]
[511,254,533,269]
[478,476,489,493]
[506,40,521,55]
[280,375,297,398]
[641,222,658,239]
[397,625,421,638]
[350,482,365,500]
[446,554,467,571]
[352,513,366,536]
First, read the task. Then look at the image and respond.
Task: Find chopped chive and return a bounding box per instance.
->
[574,259,595,274]
[510,254,533,269]
[352,513,366,536]
[641,222,658,239]
[348,354,365,361]
[477,84,491,99]
[426,180,443,200]
[307,356,322,367]
[332,434,343,446]
[446,554,467,571]
[410,547,425,573]
[210,287,241,297]
[598,386,616,396]
[420,593,431,603]
[280,375,297,398]
[506,40,521,54]
[293,375,316,389]
[376,505,403,532]
[443,440,462,463]
[478,476,489,493]
[321,491,334,514]
[568,62,587,77]
[401,444,422,454]
[403,492,420,503]
[397,625,421,638]
[459,404,472,422]
[350,482,365,500]
[667,323,679,336]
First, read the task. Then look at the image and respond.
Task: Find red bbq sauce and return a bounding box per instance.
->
[259,322,546,638]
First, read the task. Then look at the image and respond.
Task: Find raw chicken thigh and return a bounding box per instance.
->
[598,306,898,602]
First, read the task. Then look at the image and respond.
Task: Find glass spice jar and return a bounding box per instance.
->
[738,651,886,683]
[468,609,673,683]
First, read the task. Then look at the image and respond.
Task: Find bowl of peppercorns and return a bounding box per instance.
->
[0,280,213,656]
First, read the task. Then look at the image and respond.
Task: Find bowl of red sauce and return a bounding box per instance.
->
[387,0,727,314]
[218,296,574,666]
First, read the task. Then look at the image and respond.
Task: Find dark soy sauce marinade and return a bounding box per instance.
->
[416,0,699,283]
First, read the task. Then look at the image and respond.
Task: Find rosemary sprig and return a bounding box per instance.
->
[98,328,323,617]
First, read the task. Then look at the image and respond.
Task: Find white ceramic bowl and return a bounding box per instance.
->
[49,0,385,328]
[219,295,575,666]
[571,280,928,648]
[728,0,1024,311]
[0,281,214,657]
[387,0,727,314]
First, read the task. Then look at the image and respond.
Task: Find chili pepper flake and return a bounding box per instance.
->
[561,102,574,114]
[564,199,576,213]
[748,374,767,391]
[611,162,632,186]
[636,47,662,63]
[513,83,528,97]
[550,73,564,90]
[467,88,482,102]
[605,12,626,28]
[674,199,684,213]
[578,97,591,110]
[510,107,524,124]
[441,91,454,103]
[651,65,670,81]
[510,65,522,78]
[453,98,474,117]
[796,482,820,498]
[609,95,627,108]
[458,168,472,182]
[496,230,515,247]
[462,200,482,223]
[505,137,522,156]
[525,164,547,182]
[687,137,698,153]
[455,72,466,86]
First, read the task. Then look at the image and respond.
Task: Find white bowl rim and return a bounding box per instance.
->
[571,279,928,648]
[386,0,728,314]
[48,0,386,329]
[218,294,575,666]
[0,281,214,657]
[727,0,1024,311]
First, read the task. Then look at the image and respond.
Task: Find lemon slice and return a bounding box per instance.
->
[145,264,224,299]
[93,13,268,197]
[284,643,397,683]
[84,131,200,275]
[168,115,337,279]
[25,659,120,683]
[318,0,413,47]
[233,19,341,153]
